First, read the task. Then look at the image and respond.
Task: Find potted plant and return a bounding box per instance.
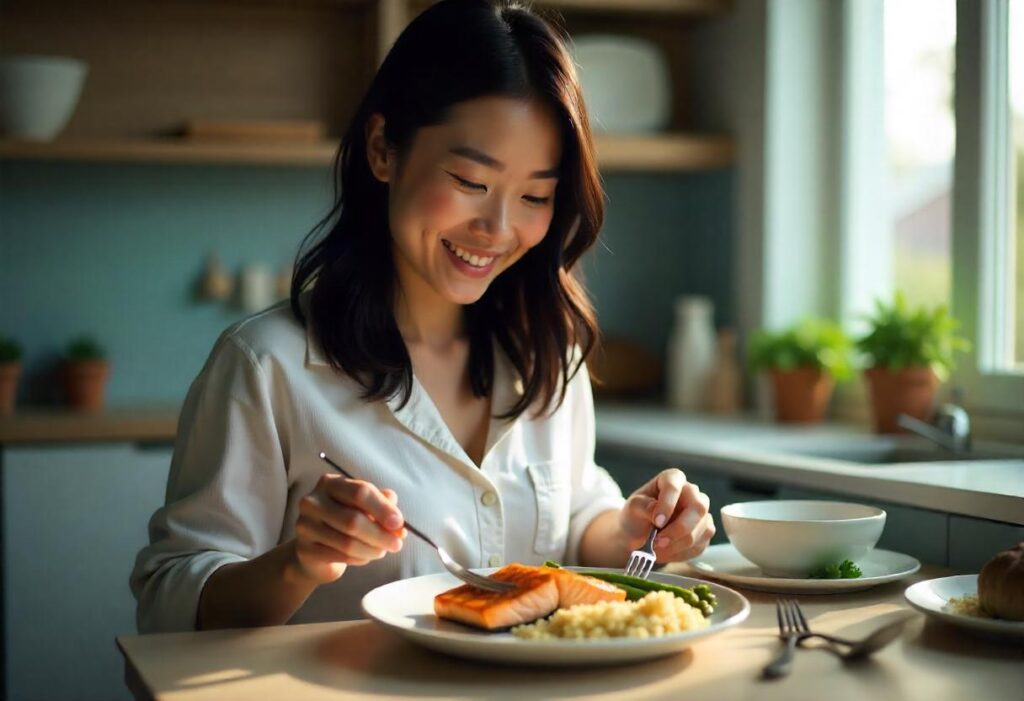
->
[856,294,970,433]
[748,318,853,423]
[63,336,109,412]
[0,336,22,416]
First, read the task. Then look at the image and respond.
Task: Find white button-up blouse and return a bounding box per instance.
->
[131,299,625,632]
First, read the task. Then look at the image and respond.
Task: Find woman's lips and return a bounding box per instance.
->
[442,240,500,278]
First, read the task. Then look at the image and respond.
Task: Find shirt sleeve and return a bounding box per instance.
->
[130,331,288,633]
[564,357,626,565]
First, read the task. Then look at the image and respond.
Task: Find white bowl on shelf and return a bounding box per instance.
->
[572,34,671,134]
[0,55,88,141]
[720,500,886,578]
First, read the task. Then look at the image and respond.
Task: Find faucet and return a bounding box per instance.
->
[897,387,972,453]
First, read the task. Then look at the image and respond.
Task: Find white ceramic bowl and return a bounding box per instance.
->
[572,35,670,133]
[0,55,88,141]
[720,500,886,577]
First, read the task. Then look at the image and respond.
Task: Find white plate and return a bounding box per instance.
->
[682,543,921,594]
[904,574,1024,641]
[361,567,749,665]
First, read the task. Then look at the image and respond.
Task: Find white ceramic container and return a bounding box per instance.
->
[0,55,88,141]
[720,500,886,577]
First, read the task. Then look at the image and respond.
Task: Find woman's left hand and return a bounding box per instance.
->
[618,468,715,564]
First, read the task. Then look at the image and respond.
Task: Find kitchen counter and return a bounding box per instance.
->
[595,404,1024,526]
[117,564,1023,701]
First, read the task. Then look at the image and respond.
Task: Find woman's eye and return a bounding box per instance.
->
[522,195,552,206]
[445,171,486,192]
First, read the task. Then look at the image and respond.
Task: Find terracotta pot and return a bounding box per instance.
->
[770,367,834,423]
[864,366,939,433]
[63,359,110,412]
[0,361,21,416]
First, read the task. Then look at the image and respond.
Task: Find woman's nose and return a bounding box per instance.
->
[473,197,511,237]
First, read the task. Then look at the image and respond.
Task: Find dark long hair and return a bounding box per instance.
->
[290,0,603,419]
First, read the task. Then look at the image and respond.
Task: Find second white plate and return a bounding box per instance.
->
[682,543,921,594]
[904,574,1024,641]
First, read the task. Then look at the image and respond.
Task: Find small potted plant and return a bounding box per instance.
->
[0,336,22,416]
[63,336,109,412]
[856,294,970,433]
[748,318,853,423]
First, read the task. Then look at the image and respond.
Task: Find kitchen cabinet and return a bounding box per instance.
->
[1,442,172,701]
[0,0,734,171]
[947,515,1024,572]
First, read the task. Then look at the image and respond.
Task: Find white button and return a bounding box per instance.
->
[481,491,498,506]
[488,554,502,567]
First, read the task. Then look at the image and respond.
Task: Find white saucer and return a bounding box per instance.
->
[681,543,921,594]
[904,574,1024,641]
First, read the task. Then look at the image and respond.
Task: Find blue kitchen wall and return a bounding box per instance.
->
[0,161,733,406]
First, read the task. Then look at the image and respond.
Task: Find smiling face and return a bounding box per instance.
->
[367,96,562,308]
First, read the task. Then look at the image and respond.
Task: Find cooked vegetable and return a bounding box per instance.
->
[808,559,863,579]
[543,561,716,616]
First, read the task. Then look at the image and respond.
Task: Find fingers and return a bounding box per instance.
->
[650,469,687,527]
[325,475,404,531]
[624,468,715,563]
[294,512,388,564]
[656,513,716,563]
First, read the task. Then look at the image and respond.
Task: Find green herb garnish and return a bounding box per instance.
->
[808,559,863,579]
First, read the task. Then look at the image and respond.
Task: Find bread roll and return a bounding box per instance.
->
[978,542,1024,621]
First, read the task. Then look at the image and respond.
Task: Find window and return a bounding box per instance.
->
[1011,0,1024,368]
[841,0,1024,416]
[884,0,956,310]
[948,0,1024,413]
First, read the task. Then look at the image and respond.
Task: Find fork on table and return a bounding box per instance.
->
[763,599,804,678]
[318,452,514,593]
[625,526,659,579]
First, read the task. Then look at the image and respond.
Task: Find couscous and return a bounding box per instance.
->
[511,590,709,640]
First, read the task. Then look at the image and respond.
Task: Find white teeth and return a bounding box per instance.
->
[444,240,495,268]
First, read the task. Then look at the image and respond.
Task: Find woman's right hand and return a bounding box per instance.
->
[289,473,406,585]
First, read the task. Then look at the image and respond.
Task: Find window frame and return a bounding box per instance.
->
[950,0,1024,415]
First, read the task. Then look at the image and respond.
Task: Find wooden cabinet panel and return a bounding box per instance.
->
[2,443,172,701]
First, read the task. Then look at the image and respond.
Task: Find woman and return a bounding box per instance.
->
[131,0,715,633]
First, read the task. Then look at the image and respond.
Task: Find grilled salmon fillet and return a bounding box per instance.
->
[433,563,626,630]
[548,567,627,607]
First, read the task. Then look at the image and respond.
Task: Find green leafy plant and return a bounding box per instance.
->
[0,336,22,363]
[66,337,106,362]
[856,293,970,381]
[747,318,854,381]
[808,559,863,579]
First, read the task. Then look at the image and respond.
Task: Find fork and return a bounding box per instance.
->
[763,599,802,678]
[318,452,514,593]
[625,526,659,579]
[781,598,909,661]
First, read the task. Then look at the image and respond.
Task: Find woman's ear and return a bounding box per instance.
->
[365,114,391,183]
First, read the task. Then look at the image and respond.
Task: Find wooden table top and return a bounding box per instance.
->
[117,565,1024,701]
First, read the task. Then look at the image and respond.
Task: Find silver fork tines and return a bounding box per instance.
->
[763,599,802,679]
[319,451,514,593]
[625,526,659,579]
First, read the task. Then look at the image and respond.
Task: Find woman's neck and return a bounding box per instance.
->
[393,270,465,350]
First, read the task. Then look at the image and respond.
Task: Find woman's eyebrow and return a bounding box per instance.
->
[449,146,559,179]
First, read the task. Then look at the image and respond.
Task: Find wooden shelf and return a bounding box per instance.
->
[595,133,734,171]
[0,133,733,171]
[0,406,179,444]
[538,0,730,16]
